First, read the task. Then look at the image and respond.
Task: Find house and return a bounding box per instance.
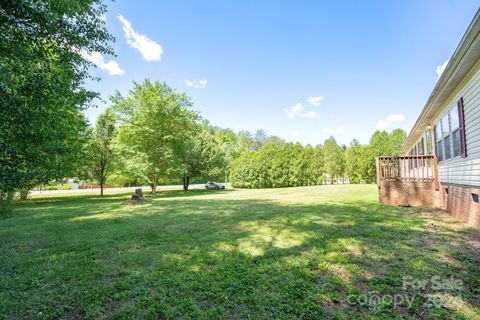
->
[377,9,480,229]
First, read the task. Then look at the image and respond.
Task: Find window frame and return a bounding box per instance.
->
[435,104,463,163]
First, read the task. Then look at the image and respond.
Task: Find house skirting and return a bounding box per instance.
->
[441,183,480,229]
[378,180,443,208]
[378,180,480,229]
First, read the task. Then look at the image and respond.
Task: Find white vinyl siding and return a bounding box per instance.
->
[436,65,480,186]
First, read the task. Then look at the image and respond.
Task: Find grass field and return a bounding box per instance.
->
[1,185,479,319]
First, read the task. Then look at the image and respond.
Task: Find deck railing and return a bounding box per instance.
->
[376,155,439,190]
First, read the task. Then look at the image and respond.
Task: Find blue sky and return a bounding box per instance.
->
[84,0,479,146]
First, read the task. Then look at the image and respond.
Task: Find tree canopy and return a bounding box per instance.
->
[112,80,198,194]
[0,0,114,209]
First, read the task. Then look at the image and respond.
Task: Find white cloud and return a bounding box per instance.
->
[292,130,300,138]
[376,113,405,130]
[323,127,345,135]
[329,114,334,119]
[376,120,392,130]
[386,114,405,123]
[283,103,316,119]
[80,50,125,76]
[306,96,325,106]
[283,103,303,118]
[185,78,208,89]
[435,60,449,80]
[118,15,163,62]
[301,111,317,119]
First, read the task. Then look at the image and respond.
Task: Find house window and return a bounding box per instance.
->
[425,131,433,155]
[435,124,444,161]
[417,138,424,155]
[450,107,461,157]
[436,105,462,162]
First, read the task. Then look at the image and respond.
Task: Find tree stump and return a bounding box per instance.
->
[131,188,144,200]
[123,188,148,204]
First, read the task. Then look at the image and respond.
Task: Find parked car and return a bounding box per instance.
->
[205,181,225,190]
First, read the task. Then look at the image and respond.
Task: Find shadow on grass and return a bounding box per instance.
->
[0,189,479,319]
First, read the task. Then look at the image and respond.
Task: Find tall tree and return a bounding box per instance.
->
[238,131,252,152]
[292,145,315,186]
[0,0,113,210]
[230,151,256,188]
[85,108,116,196]
[255,142,279,188]
[311,145,325,185]
[323,137,344,184]
[180,124,225,190]
[213,127,239,183]
[387,129,407,155]
[113,80,197,195]
[345,139,364,183]
[361,129,407,182]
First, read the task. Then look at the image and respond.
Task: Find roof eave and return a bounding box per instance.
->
[402,9,480,153]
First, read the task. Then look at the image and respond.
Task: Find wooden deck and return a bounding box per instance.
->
[376,155,442,207]
[376,155,439,189]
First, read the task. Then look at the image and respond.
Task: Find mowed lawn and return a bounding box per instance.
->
[1,185,479,319]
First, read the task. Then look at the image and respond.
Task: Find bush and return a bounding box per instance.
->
[60,185,72,190]
[46,186,57,190]
[230,143,325,189]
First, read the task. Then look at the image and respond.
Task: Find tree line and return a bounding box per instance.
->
[229,130,406,188]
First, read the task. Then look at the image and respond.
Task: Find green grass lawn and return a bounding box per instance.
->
[1,185,479,319]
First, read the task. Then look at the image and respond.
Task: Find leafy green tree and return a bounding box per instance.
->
[213,127,239,182]
[292,145,315,186]
[361,129,407,183]
[0,0,113,210]
[250,129,268,152]
[230,151,256,188]
[230,142,325,188]
[312,145,325,184]
[84,108,116,196]
[388,129,407,155]
[255,142,279,187]
[323,137,344,184]
[345,139,364,183]
[113,80,198,195]
[180,124,225,190]
[238,131,252,152]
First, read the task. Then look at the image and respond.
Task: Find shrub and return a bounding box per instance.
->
[47,186,57,190]
[60,185,72,190]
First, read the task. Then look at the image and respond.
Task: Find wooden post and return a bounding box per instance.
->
[421,156,425,181]
[433,154,440,191]
[376,157,382,187]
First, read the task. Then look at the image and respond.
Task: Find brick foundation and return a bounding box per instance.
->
[441,183,480,229]
[378,180,443,208]
[378,180,480,230]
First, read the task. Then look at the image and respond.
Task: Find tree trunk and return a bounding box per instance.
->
[100,161,106,196]
[151,175,157,196]
[100,177,104,196]
[183,176,190,191]
[19,189,29,201]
